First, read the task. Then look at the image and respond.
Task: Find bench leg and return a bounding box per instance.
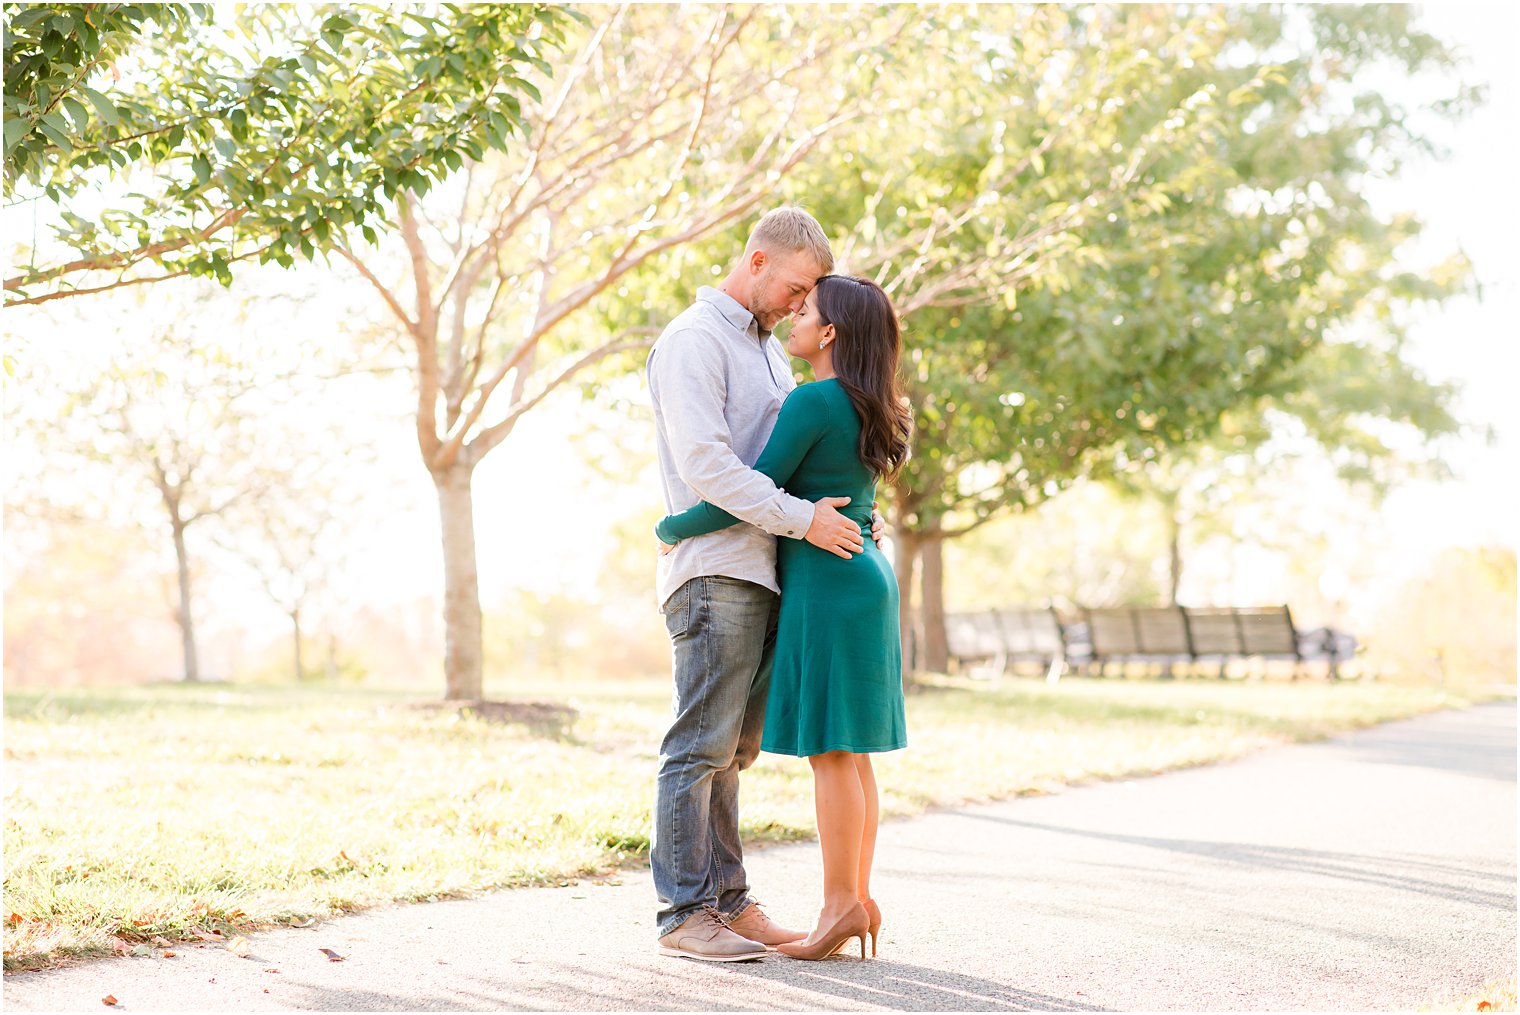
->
[1045,656,1064,685]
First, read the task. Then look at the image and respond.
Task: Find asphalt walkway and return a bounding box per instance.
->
[6,701,1515,1011]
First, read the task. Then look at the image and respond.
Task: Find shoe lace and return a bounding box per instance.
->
[727,899,764,926]
[697,905,729,939]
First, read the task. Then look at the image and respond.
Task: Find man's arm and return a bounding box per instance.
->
[649,330,863,555]
[650,327,814,538]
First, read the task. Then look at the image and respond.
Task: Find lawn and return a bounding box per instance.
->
[2,674,1503,971]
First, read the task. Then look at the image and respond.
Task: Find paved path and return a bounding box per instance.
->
[6,703,1514,1012]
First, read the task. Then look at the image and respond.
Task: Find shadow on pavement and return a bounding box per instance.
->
[278,957,1110,1012]
[966,815,1515,910]
[725,957,1111,1012]
[1341,718,1517,782]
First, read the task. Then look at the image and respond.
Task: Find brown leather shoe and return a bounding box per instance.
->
[726,902,807,946]
[658,908,768,962]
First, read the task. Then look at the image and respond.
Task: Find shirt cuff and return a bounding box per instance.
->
[776,496,815,540]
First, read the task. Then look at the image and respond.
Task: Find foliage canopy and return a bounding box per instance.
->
[3,2,577,305]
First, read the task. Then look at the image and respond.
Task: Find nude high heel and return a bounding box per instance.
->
[862,898,881,957]
[776,902,869,961]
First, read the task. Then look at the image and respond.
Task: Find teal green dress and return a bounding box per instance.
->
[656,378,907,757]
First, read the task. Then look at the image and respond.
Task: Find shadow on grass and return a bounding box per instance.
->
[4,686,584,743]
[407,699,580,741]
[2,682,413,720]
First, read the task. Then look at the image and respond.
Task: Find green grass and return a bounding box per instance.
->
[2,675,1505,971]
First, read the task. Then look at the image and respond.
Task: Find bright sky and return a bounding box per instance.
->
[1365,3,1518,558]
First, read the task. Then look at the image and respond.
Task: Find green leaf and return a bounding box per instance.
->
[191,153,211,184]
[36,118,72,152]
[61,96,90,131]
[79,86,119,126]
[2,118,29,153]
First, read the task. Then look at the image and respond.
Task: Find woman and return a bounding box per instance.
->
[655,274,913,961]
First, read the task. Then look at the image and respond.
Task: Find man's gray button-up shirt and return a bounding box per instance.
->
[647,286,816,609]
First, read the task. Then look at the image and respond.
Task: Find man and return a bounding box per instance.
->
[647,207,883,961]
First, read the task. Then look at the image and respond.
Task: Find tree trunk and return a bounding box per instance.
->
[435,462,483,700]
[920,535,949,673]
[894,528,921,678]
[170,517,200,682]
[291,607,305,682]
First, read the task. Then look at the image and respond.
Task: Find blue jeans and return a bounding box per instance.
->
[652,575,779,938]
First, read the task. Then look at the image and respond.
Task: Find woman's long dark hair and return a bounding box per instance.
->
[813,275,913,481]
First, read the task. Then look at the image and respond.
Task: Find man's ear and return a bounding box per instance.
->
[748,250,767,275]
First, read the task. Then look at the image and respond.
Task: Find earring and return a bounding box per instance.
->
[819,339,828,350]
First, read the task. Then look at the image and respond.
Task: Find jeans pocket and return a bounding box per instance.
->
[663,582,692,639]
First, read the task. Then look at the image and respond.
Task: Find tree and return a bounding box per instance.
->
[4,3,575,306]
[1110,331,1469,607]
[840,6,1480,672]
[340,4,922,700]
[216,440,372,683]
[9,278,360,682]
[345,2,1234,700]
[757,5,1277,668]
[47,325,265,681]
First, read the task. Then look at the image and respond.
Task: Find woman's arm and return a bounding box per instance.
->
[657,384,830,544]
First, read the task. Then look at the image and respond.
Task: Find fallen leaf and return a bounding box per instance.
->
[319,948,346,962]
[162,951,177,958]
[264,968,280,974]
[188,927,220,942]
[264,989,270,994]
[1477,1004,1492,1012]
[102,996,119,1007]
[226,936,251,957]
[130,944,153,957]
[151,936,172,948]
[289,917,316,929]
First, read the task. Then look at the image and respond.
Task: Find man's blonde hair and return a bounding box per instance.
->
[744,206,834,274]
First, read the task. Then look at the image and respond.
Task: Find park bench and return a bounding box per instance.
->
[1181,606,1300,676]
[945,604,1356,680]
[943,607,1070,682]
[1083,605,1360,678]
[1083,606,1192,673]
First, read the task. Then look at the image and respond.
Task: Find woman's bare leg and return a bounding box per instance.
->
[804,750,865,944]
[852,753,879,903]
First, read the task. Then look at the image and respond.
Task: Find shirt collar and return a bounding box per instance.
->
[697,286,765,339]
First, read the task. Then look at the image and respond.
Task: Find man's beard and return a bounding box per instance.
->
[749,275,786,332]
